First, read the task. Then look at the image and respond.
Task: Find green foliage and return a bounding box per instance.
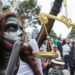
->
[68,26,75,38]
[3,6,11,12]
[16,0,41,29]
[49,29,58,39]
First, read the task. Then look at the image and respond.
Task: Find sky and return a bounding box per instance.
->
[4,0,74,38]
[37,0,75,38]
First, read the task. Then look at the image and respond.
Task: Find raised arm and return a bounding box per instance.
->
[36,0,63,47]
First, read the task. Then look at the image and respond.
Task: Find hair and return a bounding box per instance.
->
[20,45,41,75]
[62,39,66,45]
[72,41,75,49]
[58,37,61,40]
[0,12,24,41]
[0,12,41,75]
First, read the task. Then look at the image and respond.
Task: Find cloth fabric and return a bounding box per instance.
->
[51,50,61,59]
[48,68,64,75]
[62,44,70,69]
[42,60,51,75]
[57,41,62,53]
[42,61,46,69]
[6,17,21,27]
[17,39,43,75]
[62,44,70,56]
[49,68,70,75]
[64,55,69,69]
[47,43,52,52]
[69,47,75,67]
[69,47,75,75]
[70,66,75,75]
[41,44,47,52]
[31,29,39,39]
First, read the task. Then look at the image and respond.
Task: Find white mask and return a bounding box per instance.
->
[3,17,23,45]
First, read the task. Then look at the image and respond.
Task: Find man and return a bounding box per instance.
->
[62,39,70,69]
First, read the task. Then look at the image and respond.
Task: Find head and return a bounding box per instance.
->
[66,39,70,44]
[62,39,66,45]
[58,38,61,41]
[0,12,24,48]
[53,45,57,52]
[46,36,51,40]
[49,39,53,45]
[44,39,48,45]
[51,59,65,68]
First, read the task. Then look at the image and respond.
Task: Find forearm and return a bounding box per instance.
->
[36,0,63,48]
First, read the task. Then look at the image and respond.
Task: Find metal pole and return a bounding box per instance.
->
[64,0,68,18]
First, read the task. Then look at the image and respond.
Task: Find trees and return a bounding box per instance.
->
[16,0,41,29]
[0,0,20,12]
[68,26,75,38]
[0,0,41,29]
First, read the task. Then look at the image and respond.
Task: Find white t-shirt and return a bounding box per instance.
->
[17,39,43,75]
[41,44,47,52]
[51,50,61,59]
[62,44,70,56]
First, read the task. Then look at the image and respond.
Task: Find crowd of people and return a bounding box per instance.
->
[0,0,74,74]
[39,36,75,75]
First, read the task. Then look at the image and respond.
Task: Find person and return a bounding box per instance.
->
[57,38,63,56]
[40,39,48,52]
[48,45,70,75]
[40,39,52,75]
[46,36,52,52]
[42,59,51,75]
[0,0,63,74]
[51,45,61,59]
[31,28,39,39]
[48,57,70,75]
[62,39,70,69]
[0,12,42,75]
[69,41,75,75]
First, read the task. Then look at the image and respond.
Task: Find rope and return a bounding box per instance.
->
[37,23,52,52]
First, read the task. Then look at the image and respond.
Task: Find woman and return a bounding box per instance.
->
[0,0,63,74]
[69,41,75,75]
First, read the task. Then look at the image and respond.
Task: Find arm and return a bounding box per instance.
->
[36,0,63,47]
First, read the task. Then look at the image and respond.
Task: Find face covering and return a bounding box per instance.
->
[3,17,23,47]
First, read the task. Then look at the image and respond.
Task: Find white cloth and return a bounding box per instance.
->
[62,44,70,56]
[49,68,70,75]
[51,50,61,59]
[41,44,47,52]
[56,50,61,59]
[17,60,34,75]
[17,39,43,75]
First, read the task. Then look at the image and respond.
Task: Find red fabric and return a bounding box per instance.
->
[1,40,13,49]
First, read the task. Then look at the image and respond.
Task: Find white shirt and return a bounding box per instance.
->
[17,39,43,75]
[62,44,70,56]
[41,44,47,52]
[51,49,61,59]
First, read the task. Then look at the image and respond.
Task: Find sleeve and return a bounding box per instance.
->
[57,50,61,58]
[29,39,43,75]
